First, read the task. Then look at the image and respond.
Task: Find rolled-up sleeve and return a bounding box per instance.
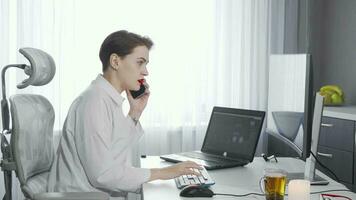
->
[75,97,150,193]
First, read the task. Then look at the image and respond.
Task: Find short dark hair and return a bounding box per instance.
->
[99,30,154,72]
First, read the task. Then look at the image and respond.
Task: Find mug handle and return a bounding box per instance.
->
[259,177,266,194]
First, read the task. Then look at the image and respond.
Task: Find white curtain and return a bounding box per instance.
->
[138,0,271,156]
[0,0,271,199]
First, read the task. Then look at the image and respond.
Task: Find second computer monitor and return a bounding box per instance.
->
[267,54,313,160]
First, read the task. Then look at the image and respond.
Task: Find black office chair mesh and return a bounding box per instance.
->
[0,48,109,200]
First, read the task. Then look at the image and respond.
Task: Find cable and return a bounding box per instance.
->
[310,189,351,195]
[214,192,265,197]
[213,189,351,198]
[310,151,340,182]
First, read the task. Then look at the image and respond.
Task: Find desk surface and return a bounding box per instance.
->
[141,156,356,200]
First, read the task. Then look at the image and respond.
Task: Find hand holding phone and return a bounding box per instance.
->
[128,79,149,120]
[130,79,147,99]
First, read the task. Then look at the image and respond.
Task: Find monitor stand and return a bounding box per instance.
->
[288,157,329,185]
[287,93,329,185]
[287,155,329,185]
[287,172,328,185]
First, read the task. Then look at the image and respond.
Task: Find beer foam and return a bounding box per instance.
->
[267,172,286,178]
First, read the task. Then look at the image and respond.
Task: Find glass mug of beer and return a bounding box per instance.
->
[259,168,287,200]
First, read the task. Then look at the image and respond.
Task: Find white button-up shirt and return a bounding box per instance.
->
[48,75,151,199]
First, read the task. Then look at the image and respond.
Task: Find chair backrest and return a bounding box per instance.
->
[10,94,55,198]
[272,111,304,141]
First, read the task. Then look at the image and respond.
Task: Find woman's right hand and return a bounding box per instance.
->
[149,161,202,181]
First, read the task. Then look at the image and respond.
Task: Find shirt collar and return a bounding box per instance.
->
[94,74,125,105]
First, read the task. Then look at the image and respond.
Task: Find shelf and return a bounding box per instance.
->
[323,105,356,121]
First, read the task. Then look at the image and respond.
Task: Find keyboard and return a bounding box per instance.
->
[174,166,215,189]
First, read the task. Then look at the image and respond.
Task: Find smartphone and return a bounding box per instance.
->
[130,83,146,99]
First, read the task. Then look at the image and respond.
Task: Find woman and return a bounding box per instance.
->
[48,30,201,199]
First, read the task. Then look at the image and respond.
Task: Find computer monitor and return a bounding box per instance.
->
[303,55,314,160]
[267,54,313,160]
[267,54,328,185]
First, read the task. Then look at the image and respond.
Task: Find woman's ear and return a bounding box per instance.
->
[109,53,121,71]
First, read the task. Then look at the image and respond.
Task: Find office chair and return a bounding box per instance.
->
[267,111,304,157]
[0,47,109,200]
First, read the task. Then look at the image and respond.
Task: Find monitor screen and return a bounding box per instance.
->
[267,54,313,160]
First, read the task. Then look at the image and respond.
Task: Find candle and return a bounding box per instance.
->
[288,180,310,200]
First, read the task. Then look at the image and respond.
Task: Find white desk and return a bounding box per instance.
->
[141,156,356,200]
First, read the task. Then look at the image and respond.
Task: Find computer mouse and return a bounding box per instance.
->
[179,185,214,198]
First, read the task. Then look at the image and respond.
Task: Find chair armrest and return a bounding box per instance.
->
[33,192,110,200]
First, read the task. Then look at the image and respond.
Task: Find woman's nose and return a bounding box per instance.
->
[142,66,149,76]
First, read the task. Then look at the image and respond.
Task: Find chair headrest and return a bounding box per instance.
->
[17,48,56,89]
